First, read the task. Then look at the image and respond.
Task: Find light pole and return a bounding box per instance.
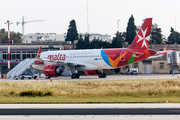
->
[5,20,13,72]
[117,20,120,32]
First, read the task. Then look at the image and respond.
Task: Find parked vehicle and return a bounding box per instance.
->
[16,68,39,80]
[126,68,138,75]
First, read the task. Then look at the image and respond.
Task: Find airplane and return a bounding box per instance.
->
[32,18,173,79]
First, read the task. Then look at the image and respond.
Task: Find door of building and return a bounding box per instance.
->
[146,64,151,74]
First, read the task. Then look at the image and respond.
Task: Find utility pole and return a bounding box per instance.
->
[5,20,13,72]
[175,19,177,50]
[117,20,120,32]
[86,0,89,34]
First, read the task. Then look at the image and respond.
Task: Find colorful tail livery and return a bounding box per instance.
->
[33,18,173,79]
[128,18,152,49]
[101,18,155,68]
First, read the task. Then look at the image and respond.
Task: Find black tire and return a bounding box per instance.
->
[21,76,24,80]
[34,76,37,79]
[98,73,102,78]
[75,74,79,79]
[102,72,106,78]
[71,73,76,79]
[98,73,106,78]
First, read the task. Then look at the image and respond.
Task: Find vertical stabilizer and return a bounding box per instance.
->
[128,18,152,49]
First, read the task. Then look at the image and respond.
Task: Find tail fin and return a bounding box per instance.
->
[128,18,152,49]
[36,46,42,59]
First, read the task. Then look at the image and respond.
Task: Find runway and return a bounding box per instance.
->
[1,104,180,115]
[1,104,180,119]
[1,108,180,115]
[2,74,178,81]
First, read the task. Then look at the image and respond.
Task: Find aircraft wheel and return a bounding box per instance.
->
[102,72,106,78]
[71,73,76,79]
[98,73,106,78]
[75,73,79,79]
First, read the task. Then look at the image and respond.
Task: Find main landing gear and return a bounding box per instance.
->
[98,72,106,78]
[71,73,79,79]
[71,66,80,79]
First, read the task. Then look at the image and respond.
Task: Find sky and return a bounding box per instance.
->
[0,0,180,38]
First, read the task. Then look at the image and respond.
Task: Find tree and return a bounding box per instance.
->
[76,34,84,49]
[0,29,22,43]
[111,31,123,48]
[125,15,136,45]
[10,31,23,43]
[65,19,78,43]
[88,38,111,49]
[167,27,180,44]
[150,23,163,44]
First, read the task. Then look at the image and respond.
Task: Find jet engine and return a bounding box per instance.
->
[43,65,64,77]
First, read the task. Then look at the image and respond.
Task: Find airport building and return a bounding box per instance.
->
[23,33,66,43]
[23,33,112,43]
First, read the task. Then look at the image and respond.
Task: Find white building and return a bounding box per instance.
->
[81,33,112,43]
[23,33,66,43]
[23,33,112,43]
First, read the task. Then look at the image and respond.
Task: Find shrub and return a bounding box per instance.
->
[44,90,53,96]
[19,90,48,97]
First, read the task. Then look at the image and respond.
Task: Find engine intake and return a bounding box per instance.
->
[43,65,63,77]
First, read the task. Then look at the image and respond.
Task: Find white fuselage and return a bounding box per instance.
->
[34,49,114,71]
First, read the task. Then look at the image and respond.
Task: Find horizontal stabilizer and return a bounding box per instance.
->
[156,50,174,55]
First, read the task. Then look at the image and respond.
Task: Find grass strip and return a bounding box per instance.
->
[0,79,179,103]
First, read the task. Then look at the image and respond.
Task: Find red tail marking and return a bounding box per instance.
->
[37,46,42,58]
[128,18,152,49]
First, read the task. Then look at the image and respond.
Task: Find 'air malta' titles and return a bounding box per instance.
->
[48,53,66,61]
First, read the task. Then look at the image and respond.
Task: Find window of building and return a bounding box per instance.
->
[27,54,31,58]
[159,62,164,69]
[123,65,129,70]
[23,54,27,59]
[133,63,138,68]
[32,54,36,58]
[16,54,20,59]
[3,54,7,60]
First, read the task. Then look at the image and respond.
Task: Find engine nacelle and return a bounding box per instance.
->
[84,70,100,75]
[43,65,63,77]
